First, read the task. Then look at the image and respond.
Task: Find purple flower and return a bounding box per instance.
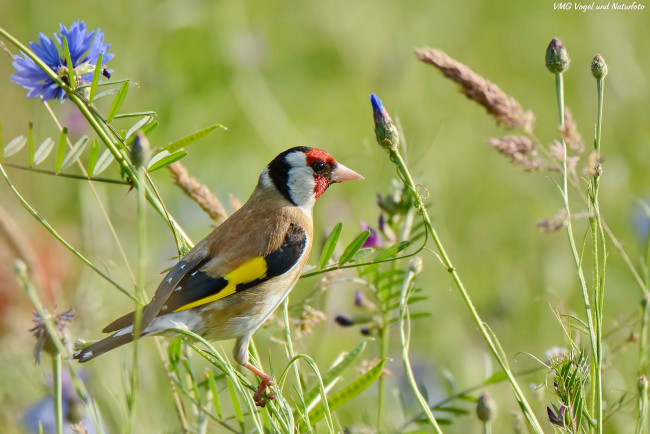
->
[11,20,113,101]
[360,221,382,248]
[547,405,576,429]
[547,406,566,427]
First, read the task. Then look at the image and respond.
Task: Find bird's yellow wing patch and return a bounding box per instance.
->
[174,257,268,312]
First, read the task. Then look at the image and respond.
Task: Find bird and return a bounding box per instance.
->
[74,146,363,406]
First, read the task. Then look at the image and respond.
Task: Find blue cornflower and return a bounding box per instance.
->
[11,20,113,102]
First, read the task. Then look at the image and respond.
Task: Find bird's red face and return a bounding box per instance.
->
[264,147,363,209]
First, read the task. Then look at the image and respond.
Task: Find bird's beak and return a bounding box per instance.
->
[331,163,364,183]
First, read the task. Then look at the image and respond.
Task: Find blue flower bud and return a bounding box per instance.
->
[370,94,400,152]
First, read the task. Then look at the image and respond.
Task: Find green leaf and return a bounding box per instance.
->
[483,371,507,386]
[27,122,34,167]
[305,359,385,427]
[0,121,3,162]
[107,82,129,122]
[33,138,55,166]
[87,140,100,176]
[374,240,410,261]
[320,222,342,269]
[88,52,102,103]
[125,116,153,142]
[207,370,222,420]
[147,150,187,172]
[434,406,470,415]
[301,340,367,408]
[61,36,75,91]
[60,136,88,170]
[92,150,115,176]
[162,124,226,154]
[93,80,138,101]
[139,120,159,137]
[227,377,244,429]
[55,128,68,173]
[4,135,27,158]
[350,247,375,262]
[339,230,370,266]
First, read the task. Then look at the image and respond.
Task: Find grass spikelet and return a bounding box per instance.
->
[488,135,543,171]
[167,161,227,223]
[415,47,535,132]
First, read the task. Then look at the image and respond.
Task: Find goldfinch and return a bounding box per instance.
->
[74,146,363,406]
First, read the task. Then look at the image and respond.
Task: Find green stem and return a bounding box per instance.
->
[128,168,147,433]
[53,353,63,434]
[399,262,443,433]
[2,163,129,184]
[555,71,601,433]
[388,149,543,432]
[282,298,311,431]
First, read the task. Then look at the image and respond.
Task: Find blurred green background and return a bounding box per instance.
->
[1,0,649,432]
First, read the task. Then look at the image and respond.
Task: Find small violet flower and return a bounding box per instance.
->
[547,406,566,427]
[360,221,382,248]
[11,20,113,102]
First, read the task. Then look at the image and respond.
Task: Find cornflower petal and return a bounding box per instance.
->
[11,20,113,101]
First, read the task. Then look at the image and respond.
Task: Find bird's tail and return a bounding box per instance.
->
[74,330,137,363]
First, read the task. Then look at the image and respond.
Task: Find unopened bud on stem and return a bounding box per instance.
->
[591,54,608,80]
[476,393,497,423]
[370,93,400,152]
[131,132,151,170]
[546,38,570,74]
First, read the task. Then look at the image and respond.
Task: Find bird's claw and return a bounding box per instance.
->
[253,376,275,407]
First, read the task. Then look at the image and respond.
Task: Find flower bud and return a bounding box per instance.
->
[591,54,608,80]
[335,315,355,326]
[370,93,400,152]
[546,38,570,74]
[639,375,648,394]
[476,393,497,423]
[131,132,151,170]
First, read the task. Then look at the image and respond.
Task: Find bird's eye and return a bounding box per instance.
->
[311,161,326,173]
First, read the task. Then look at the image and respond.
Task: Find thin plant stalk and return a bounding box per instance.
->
[15,261,106,433]
[41,101,137,286]
[281,299,311,432]
[128,167,147,433]
[399,261,442,433]
[377,271,390,430]
[387,148,544,433]
[52,353,63,434]
[555,70,601,433]
[0,163,136,300]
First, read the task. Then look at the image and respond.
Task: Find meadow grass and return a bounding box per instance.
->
[0,11,649,434]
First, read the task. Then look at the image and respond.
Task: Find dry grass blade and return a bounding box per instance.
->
[167,161,227,223]
[415,47,535,132]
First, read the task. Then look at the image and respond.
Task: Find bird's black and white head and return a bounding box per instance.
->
[260,147,363,214]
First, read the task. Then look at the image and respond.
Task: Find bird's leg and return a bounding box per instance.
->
[244,362,276,407]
